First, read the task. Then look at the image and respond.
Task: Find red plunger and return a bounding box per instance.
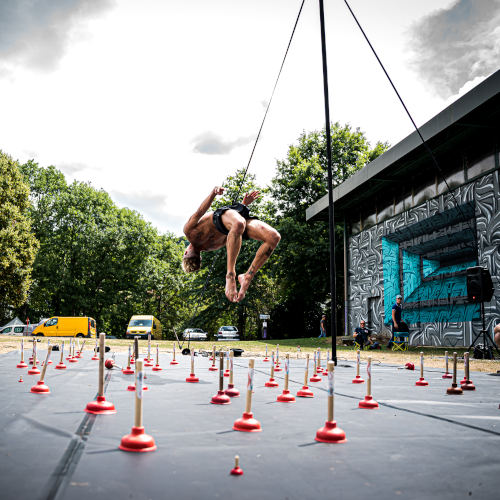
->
[186,352,199,383]
[55,342,67,370]
[359,357,379,409]
[442,351,452,378]
[152,344,162,371]
[119,361,156,452]
[31,345,53,394]
[446,352,463,395]
[85,333,116,415]
[230,455,244,476]
[170,345,179,365]
[265,352,279,387]
[297,353,314,397]
[225,351,240,397]
[28,345,41,375]
[277,355,295,402]
[315,362,346,443]
[123,346,135,374]
[460,352,475,391]
[352,350,364,383]
[415,352,429,386]
[17,339,28,368]
[211,355,231,404]
[233,359,261,432]
[209,345,218,371]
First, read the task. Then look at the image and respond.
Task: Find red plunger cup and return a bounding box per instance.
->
[446,352,463,395]
[119,360,157,452]
[359,357,379,409]
[186,350,199,383]
[31,346,53,394]
[225,350,240,397]
[152,343,162,371]
[211,352,231,404]
[209,345,218,371]
[233,359,261,432]
[17,339,28,368]
[415,352,429,386]
[85,333,116,414]
[265,352,279,387]
[297,353,314,397]
[123,346,135,374]
[461,352,475,390]
[352,349,364,384]
[28,339,41,375]
[170,344,179,365]
[315,361,346,443]
[277,354,295,402]
[55,342,67,369]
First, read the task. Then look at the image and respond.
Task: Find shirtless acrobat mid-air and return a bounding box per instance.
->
[182,186,281,302]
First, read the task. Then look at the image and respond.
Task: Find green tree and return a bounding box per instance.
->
[0,152,39,319]
[269,123,388,337]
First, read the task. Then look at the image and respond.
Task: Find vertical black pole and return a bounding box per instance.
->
[319,0,337,364]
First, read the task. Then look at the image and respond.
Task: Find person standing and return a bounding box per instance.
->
[388,294,408,348]
[318,314,327,338]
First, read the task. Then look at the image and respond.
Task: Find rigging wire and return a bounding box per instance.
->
[342,0,476,240]
[182,0,306,340]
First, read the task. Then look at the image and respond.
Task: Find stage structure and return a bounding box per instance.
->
[306,70,500,347]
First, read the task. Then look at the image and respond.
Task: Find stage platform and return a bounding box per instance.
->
[1,349,499,500]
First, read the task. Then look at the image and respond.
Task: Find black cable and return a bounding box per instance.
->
[185,1,306,333]
[232,0,305,203]
[342,0,476,240]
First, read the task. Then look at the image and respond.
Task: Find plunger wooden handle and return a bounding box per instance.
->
[234,455,239,468]
[60,342,64,363]
[33,338,37,365]
[40,346,53,381]
[367,357,372,396]
[135,360,144,428]
[420,352,424,378]
[445,350,449,372]
[156,344,159,365]
[148,334,151,359]
[127,345,132,369]
[453,352,457,384]
[219,352,224,391]
[134,337,139,362]
[80,340,86,354]
[245,359,255,413]
[212,345,216,366]
[229,351,234,385]
[98,333,105,397]
[356,349,360,376]
[304,353,309,385]
[284,354,290,391]
[317,348,321,370]
[464,352,469,381]
[226,350,230,371]
[20,339,24,363]
[327,361,334,422]
[173,343,176,360]
[271,352,275,378]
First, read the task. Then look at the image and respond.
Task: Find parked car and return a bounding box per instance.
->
[0,325,26,336]
[217,326,239,341]
[183,328,208,340]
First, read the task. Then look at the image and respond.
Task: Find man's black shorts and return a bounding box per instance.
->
[212,203,258,240]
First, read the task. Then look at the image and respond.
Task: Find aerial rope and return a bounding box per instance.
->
[177,0,306,349]
[342,0,475,237]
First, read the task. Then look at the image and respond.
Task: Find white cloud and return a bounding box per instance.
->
[192,131,254,155]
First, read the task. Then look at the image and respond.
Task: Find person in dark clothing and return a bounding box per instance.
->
[353,320,371,349]
[388,294,409,348]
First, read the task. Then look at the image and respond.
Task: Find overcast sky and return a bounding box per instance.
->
[1,0,498,235]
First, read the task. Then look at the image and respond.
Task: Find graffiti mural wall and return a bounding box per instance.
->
[347,170,500,346]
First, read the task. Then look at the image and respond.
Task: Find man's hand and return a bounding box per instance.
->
[242,190,260,206]
[213,186,225,196]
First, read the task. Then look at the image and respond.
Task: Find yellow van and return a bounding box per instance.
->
[32,317,97,338]
[125,315,162,340]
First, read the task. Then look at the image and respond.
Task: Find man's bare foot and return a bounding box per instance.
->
[237,273,253,301]
[225,273,238,302]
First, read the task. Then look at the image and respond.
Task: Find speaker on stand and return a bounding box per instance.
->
[466,266,498,359]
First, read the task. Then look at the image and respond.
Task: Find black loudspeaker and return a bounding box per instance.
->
[467,266,494,303]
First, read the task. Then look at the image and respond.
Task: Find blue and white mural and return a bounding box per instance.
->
[348,171,500,346]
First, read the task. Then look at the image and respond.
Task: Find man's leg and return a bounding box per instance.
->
[221,210,246,302]
[237,220,281,301]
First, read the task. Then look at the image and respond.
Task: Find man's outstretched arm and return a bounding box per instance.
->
[183,186,224,235]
